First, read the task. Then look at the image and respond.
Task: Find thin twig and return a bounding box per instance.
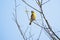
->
[37,29,42,40]
[15,20,26,40]
[33,22,48,29]
[42,0,50,5]
[35,0,40,6]
[15,0,17,20]
[24,26,29,36]
[25,7,29,20]
[29,28,31,40]
[27,34,34,40]
[16,4,20,7]
[21,0,42,14]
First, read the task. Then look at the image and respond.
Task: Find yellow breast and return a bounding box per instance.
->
[32,12,36,20]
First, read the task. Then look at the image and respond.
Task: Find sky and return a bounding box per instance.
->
[0,0,60,40]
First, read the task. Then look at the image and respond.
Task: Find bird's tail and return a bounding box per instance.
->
[29,19,32,25]
[29,22,31,25]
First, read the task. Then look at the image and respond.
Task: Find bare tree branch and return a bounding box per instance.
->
[18,0,60,40]
[13,0,26,40]
[15,20,26,40]
[36,0,60,39]
[42,13,60,40]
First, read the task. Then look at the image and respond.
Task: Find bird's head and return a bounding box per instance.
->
[31,11,34,13]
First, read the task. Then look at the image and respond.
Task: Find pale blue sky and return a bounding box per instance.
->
[0,0,60,40]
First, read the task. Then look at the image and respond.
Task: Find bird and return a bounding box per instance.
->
[29,11,36,25]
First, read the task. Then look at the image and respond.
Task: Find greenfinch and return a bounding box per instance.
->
[29,11,36,25]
